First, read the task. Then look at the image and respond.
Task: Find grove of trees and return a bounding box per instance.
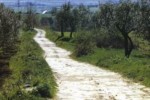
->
[49,0,150,58]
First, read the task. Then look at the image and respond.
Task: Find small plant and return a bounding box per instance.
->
[74,31,96,57]
[32,84,51,98]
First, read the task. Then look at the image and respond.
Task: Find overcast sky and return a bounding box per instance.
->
[0,0,118,5]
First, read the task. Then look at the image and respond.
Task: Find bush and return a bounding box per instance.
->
[40,17,53,26]
[9,91,45,100]
[32,84,51,98]
[0,4,20,55]
[23,8,37,31]
[74,31,96,57]
[93,28,124,48]
[0,93,5,100]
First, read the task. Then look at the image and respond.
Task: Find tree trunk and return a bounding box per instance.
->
[123,34,133,58]
[116,24,134,58]
[61,30,64,37]
[61,21,64,37]
[127,36,134,57]
[70,29,73,38]
[124,35,129,58]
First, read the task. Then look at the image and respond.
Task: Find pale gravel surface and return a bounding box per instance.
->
[34,28,150,100]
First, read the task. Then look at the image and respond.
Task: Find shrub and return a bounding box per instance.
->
[93,28,124,48]
[9,91,45,100]
[74,31,96,57]
[0,93,5,100]
[40,17,53,26]
[23,8,37,31]
[0,4,20,56]
[32,83,51,98]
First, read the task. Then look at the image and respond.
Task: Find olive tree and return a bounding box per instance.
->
[68,8,80,38]
[24,3,37,30]
[137,0,150,40]
[56,2,72,37]
[114,1,136,58]
[77,4,91,29]
[99,1,137,58]
[54,3,91,38]
[0,4,20,56]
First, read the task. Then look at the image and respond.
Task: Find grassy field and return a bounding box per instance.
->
[45,27,75,51]
[45,27,150,87]
[0,30,57,100]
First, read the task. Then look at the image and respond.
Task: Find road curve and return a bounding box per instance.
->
[34,28,150,100]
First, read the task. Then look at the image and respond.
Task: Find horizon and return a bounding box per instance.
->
[0,0,118,5]
[0,0,113,13]
[0,0,138,13]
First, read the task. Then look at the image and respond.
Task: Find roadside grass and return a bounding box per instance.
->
[45,27,75,51]
[76,48,150,86]
[0,30,57,100]
[45,28,150,87]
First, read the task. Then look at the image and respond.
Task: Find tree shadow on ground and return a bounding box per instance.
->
[133,54,150,59]
[0,59,12,88]
[55,36,71,42]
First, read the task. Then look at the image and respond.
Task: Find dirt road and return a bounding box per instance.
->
[34,28,150,100]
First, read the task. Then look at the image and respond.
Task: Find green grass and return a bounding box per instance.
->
[45,27,75,51]
[0,30,57,100]
[45,28,150,87]
[76,48,150,86]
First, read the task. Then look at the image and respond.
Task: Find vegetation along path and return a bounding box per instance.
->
[34,28,150,100]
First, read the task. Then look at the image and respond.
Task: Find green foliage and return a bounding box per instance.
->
[136,0,150,40]
[0,4,20,96]
[45,27,150,87]
[76,48,150,87]
[44,0,150,87]
[32,83,52,98]
[23,6,37,31]
[130,33,150,55]
[55,2,73,36]
[40,17,53,26]
[98,1,136,57]
[0,4,20,56]
[0,93,5,100]
[76,4,91,29]
[93,28,124,48]
[0,30,57,99]
[52,3,90,37]
[74,31,96,57]
[47,0,150,57]
[6,90,45,100]
[45,27,75,51]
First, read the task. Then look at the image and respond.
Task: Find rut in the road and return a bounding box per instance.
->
[34,28,150,100]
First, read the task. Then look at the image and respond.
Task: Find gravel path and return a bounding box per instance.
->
[34,28,150,100]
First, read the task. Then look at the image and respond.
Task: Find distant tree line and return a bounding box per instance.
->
[48,0,150,58]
